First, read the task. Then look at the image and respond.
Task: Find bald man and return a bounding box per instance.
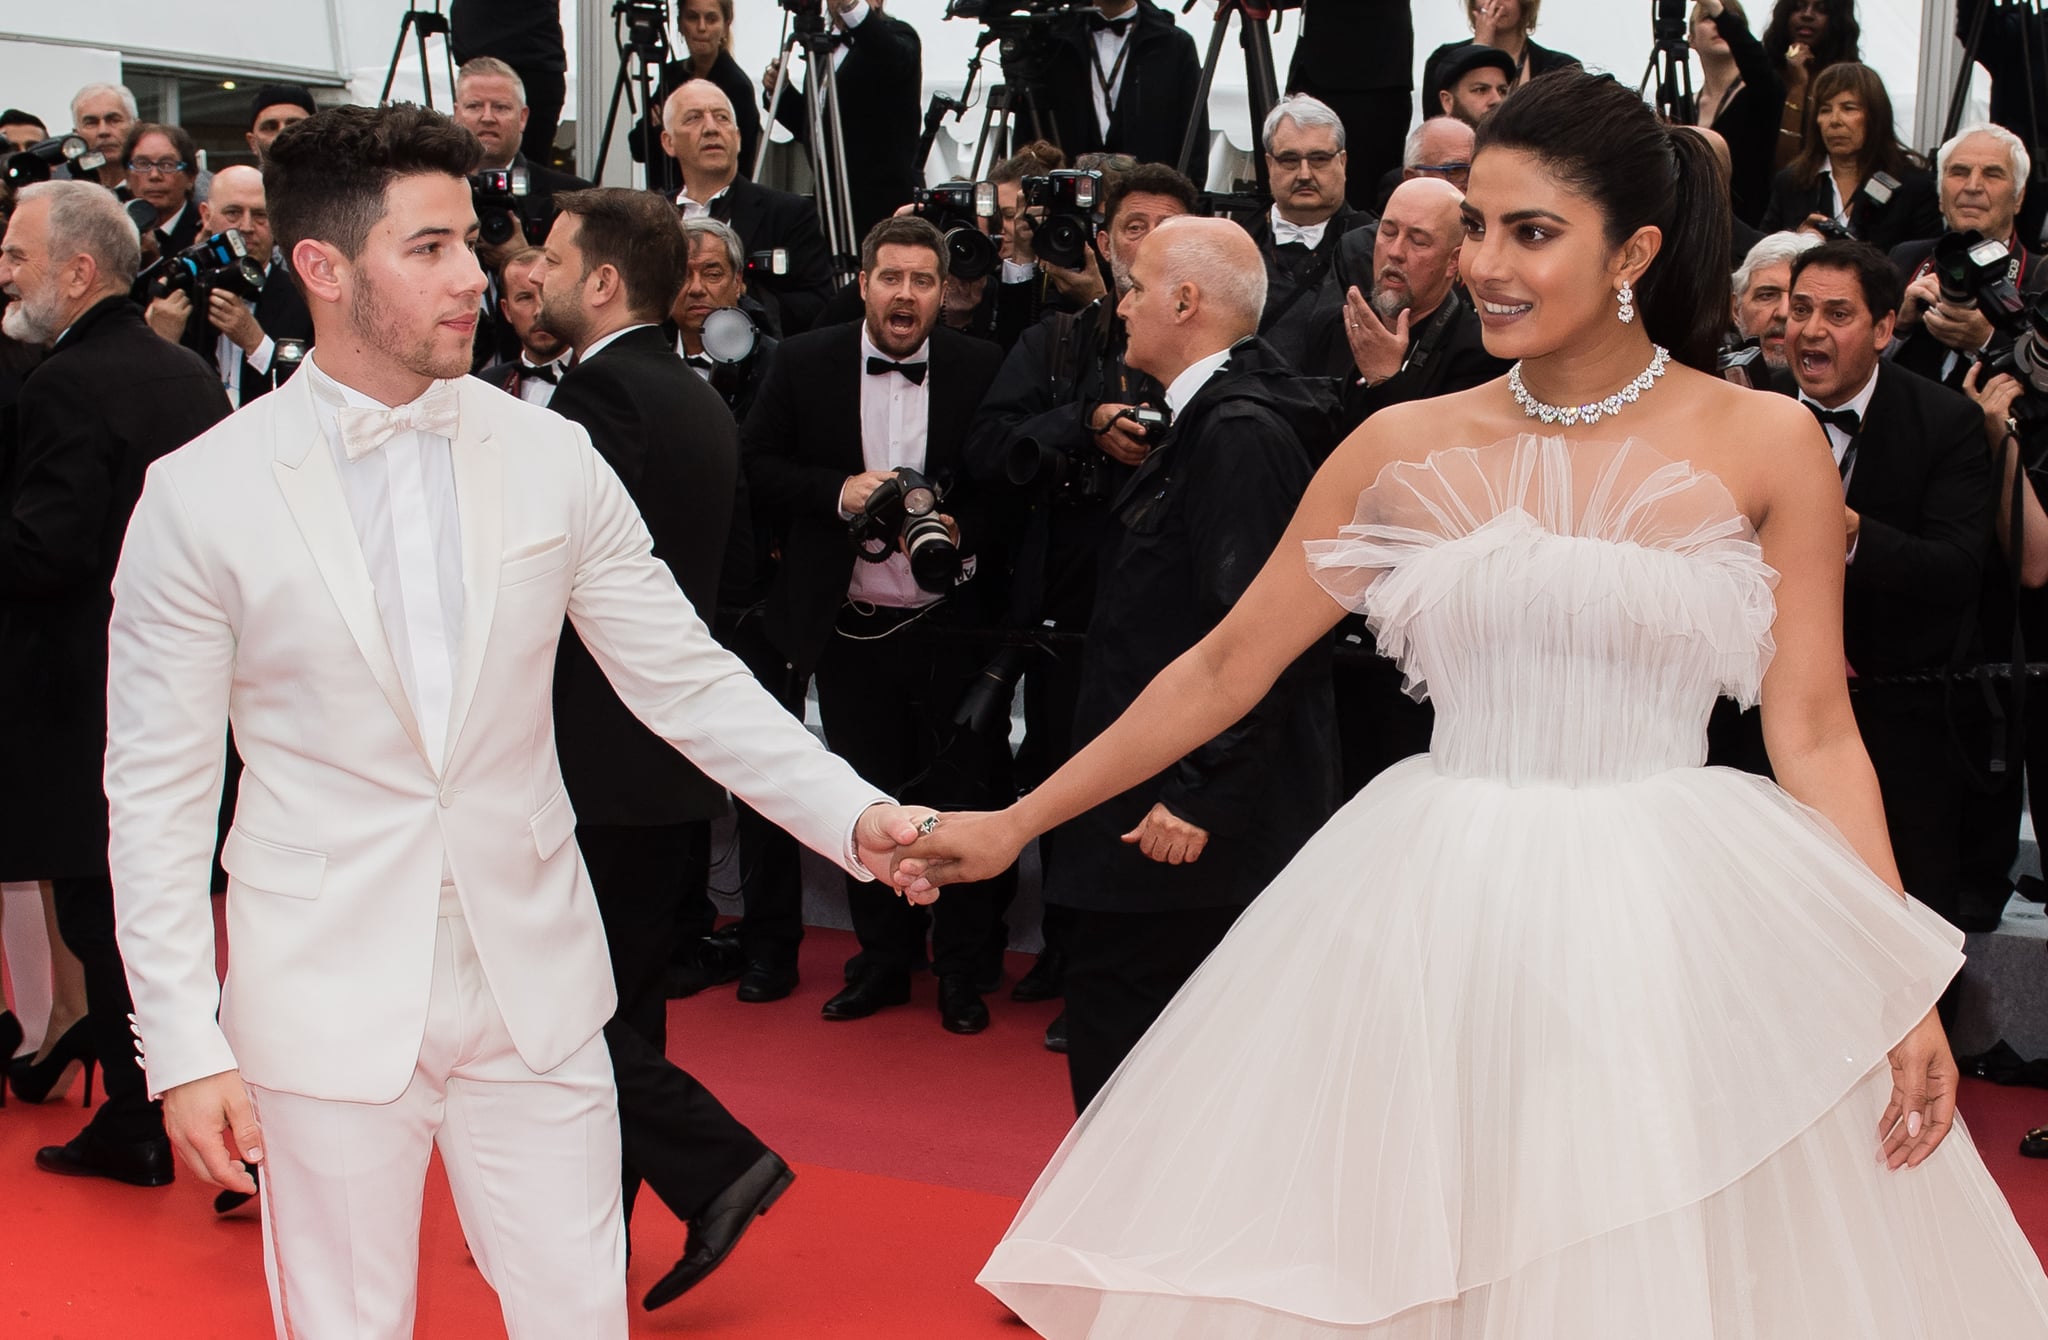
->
[1051,215,1343,1112]
[662,80,832,333]
[142,163,312,408]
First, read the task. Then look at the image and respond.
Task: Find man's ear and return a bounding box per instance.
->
[294,238,346,306]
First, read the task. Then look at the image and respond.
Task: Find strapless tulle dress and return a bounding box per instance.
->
[977,436,2048,1338]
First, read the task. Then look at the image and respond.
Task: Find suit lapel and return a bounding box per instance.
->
[443,384,503,767]
[269,377,433,767]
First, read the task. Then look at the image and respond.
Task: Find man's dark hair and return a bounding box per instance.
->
[119,121,199,175]
[551,187,689,317]
[860,215,949,280]
[263,104,481,265]
[1788,239,1902,320]
[1103,163,1198,229]
[0,109,48,136]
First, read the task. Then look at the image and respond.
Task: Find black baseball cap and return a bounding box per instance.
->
[248,84,318,129]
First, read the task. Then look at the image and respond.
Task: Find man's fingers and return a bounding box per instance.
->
[226,1087,264,1168]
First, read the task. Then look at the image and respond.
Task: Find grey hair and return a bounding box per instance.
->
[680,216,744,273]
[456,56,526,108]
[1155,228,1266,335]
[70,81,138,124]
[1403,116,1472,169]
[1731,229,1820,301]
[18,179,142,288]
[1261,93,1346,154]
[1936,122,2031,208]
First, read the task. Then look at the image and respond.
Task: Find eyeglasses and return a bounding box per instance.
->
[127,158,189,176]
[1270,151,1340,171]
[1413,161,1473,178]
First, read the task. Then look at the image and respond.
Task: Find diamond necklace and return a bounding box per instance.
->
[1509,345,1671,427]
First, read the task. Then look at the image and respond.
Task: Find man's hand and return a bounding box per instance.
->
[1344,286,1410,387]
[1089,402,1152,466]
[840,469,896,515]
[1897,272,1939,328]
[207,289,265,354]
[762,64,780,100]
[163,1069,262,1194]
[1923,300,1994,354]
[854,802,944,904]
[894,809,1029,892]
[145,290,192,343]
[1120,802,1209,865]
[1965,361,2026,447]
[1043,258,1107,306]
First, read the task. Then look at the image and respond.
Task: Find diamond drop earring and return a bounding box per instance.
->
[1617,281,1636,325]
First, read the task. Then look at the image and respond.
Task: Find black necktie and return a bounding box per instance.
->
[1805,402,1860,437]
[867,356,928,385]
[1090,11,1135,35]
[521,361,558,385]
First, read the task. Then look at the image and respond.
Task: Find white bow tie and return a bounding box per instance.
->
[1272,218,1325,248]
[337,381,461,462]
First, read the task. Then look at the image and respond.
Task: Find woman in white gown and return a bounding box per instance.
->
[896,70,2048,1337]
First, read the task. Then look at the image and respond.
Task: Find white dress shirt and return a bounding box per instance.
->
[1798,362,1879,563]
[1090,11,1135,138]
[1000,257,1040,284]
[302,352,465,769]
[850,325,937,609]
[216,310,275,410]
[513,353,569,407]
[830,1,869,71]
[1269,207,1329,251]
[676,183,732,219]
[1164,347,1234,417]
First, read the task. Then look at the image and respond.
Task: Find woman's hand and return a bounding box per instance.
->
[1784,42,1813,92]
[894,809,1030,893]
[1881,1007,1959,1170]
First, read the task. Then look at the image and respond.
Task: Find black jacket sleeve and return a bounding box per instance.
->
[740,347,845,525]
[0,370,123,599]
[1853,398,1993,606]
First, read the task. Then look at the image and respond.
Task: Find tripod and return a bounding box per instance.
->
[1178,0,1294,198]
[378,3,456,108]
[1638,0,1695,124]
[759,13,861,286]
[1943,0,2048,223]
[592,1,672,186]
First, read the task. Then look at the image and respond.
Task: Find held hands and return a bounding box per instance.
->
[1121,802,1209,864]
[1345,286,1410,387]
[854,802,945,905]
[1881,1007,1959,1169]
[163,1068,262,1195]
[892,809,1029,892]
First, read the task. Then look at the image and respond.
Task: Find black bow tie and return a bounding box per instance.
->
[685,354,715,370]
[867,356,928,385]
[520,361,559,385]
[1805,401,1860,436]
[1090,10,1135,35]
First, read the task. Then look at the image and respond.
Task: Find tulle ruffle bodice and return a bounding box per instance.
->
[1306,436,1778,786]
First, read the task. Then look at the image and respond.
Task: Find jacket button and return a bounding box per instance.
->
[439,789,454,808]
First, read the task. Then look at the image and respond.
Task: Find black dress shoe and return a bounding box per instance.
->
[34,1127,175,1187]
[735,958,798,1003]
[664,933,745,1000]
[643,1151,795,1310]
[938,974,990,1035]
[1043,1009,1069,1054]
[1011,947,1066,1003]
[820,967,911,1020]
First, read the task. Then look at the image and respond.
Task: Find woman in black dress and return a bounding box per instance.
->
[1759,61,1940,255]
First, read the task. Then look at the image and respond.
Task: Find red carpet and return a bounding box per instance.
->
[3,924,2045,1336]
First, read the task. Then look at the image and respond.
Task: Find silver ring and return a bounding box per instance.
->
[916,814,940,836]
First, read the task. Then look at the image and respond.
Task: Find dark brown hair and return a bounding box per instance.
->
[1787,63,1921,193]
[120,122,198,176]
[1762,0,1859,78]
[860,215,948,279]
[989,140,1066,186]
[263,104,480,265]
[1102,162,1198,228]
[550,186,689,318]
[1788,238,1902,320]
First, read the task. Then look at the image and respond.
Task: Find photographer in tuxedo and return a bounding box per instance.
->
[121,123,201,255]
[1049,216,1338,1111]
[762,0,922,240]
[474,246,571,404]
[1784,240,1994,935]
[662,80,835,334]
[104,104,936,1338]
[529,186,786,1311]
[452,58,591,249]
[0,180,229,1185]
[742,216,1012,1034]
[142,166,313,409]
[1250,94,1376,377]
[1027,0,1209,187]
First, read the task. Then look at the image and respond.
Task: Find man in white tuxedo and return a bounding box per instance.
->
[104,103,934,1339]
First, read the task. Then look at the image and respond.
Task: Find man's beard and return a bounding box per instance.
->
[1369,277,1411,322]
[349,270,474,383]
[1760,325,1789,370]
[532,291,587,355]
[1,288,62,345]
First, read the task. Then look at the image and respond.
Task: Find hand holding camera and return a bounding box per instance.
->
[1088,402,1159,467]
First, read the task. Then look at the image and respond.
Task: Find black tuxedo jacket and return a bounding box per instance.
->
[742,324,1005,676]
[508,151,591,247]
[1032,1,1210,188]
[152,200,202,256]
[178,262,313,407]
[0,297,229,879]
[774,10,922,239]
[1760,166,1942,255]
[1252,204,1377,378]
[546,325,743,825]
[1841,362,1995,676]
[1886,235,2043,392]
[1341,291,1509,434]
[708,175,837,336]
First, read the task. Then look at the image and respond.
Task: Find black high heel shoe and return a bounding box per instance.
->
[8,1017,95,1106]
[0,1012,22,1108]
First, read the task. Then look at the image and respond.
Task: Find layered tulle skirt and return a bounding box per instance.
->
[979,760,2048,1338]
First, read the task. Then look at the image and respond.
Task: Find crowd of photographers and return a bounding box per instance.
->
[5,0,2048,1206]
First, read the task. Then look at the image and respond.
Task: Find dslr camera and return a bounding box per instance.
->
[847,468,963,593]
[1019,169,1104,272]
[1008,404,1168,504]
[470,167,532,246]
[3,135,105,189]
[1931,230,2028,331]
[911,180,1000,282]
[138,229,266,304]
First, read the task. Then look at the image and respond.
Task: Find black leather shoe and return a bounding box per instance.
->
[736,958,798,1003]
[664,932,744,1000]
[820,967,911,1020]
[938,974,990,1035]
[34,1127,175,1187]
[1011,948,1066,1003]
[643,1151,795,1310]
[1043,1009,1069,1054]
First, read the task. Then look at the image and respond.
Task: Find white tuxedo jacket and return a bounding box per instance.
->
[107,373,886,1103]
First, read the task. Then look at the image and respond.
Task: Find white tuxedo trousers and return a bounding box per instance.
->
[249,889,626,1339]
